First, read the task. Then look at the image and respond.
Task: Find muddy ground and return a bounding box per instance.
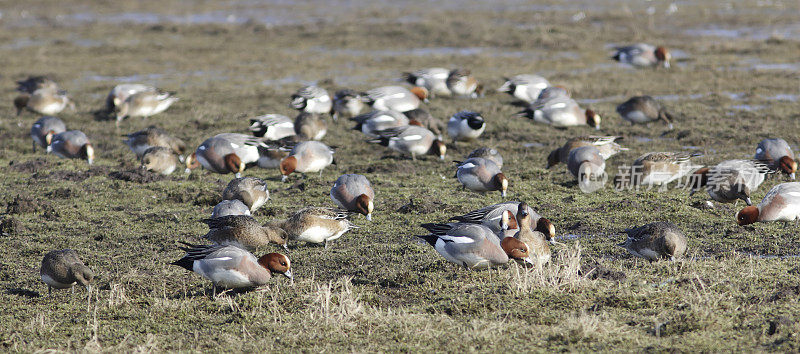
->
[1,0,799,351]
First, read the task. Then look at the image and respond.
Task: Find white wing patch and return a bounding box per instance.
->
[439,235,475,244]
[276,122,294,128]
[210,256,233,261]
[402,134,423,141]
[318,95,330,102]
[550,102,567,109]
[386,92,406,100]
[230,143,240,149]
[459,162,477,169]
[373,115,395,122]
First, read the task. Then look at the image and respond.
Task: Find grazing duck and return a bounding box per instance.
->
[737,182,800,225]
[30,116,66,152]
[40,249,94,294]
[279,140,334,182]
[567,146,607,190]
[115,91,178,125]
[290,85,332,115]
[105,84,156,113]
[172,243,292,291]
[212,199,251,218]
[332,89,366,121]
[372,125,446,160]
[185,133,260,178]
[615,152,700,189]
[612,44,671,68]
[277,207,357,248]
[617,96,674,129]
[222,177,269,213]
[447,111,485,142]
[518,95,600,130]
[755,138,796,180]
[361,85,428,112]
[446,69,481,98]
[417,223,533,269]
[249,114,296,141]
[456,157,508,197]
[404,108,444,137]
[547,136,625,169]
[141,146,180,175]
[353,110,409,138]
[15,87,73,116]
[450,201,555,242]
[294,112,327,141]
[124,126,186,159]
[513,202,551,266]
[619,222,687,261]
[202,215,287,250]
[403,68,451,97]
[48,130,94,165]
[467,147,503,169]
[690,160,772,205]
[330,174,375,220]
[497,74,551,103]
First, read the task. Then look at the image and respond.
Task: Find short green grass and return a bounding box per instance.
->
[2,0,800,351]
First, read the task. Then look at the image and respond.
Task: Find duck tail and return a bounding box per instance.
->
[416,234,438,247]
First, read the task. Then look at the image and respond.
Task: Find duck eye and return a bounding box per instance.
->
[281,261,287,266]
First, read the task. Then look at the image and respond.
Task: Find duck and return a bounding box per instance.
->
[455,157,508,197]
[256,145,289,169]
[467,147,503,169]
[567,146,607,187]
[30,116,66,152]
[518,95,600,130]
[249,114,296,141]
[332,89,366,121]
[737,182,800,225]
[755,138,796,180]
[40,249,94,295]
[690,159,772,205]
[290,85,332,115]
[105,84,157,113]
[449,201,556,242]
[277,207,358,248]
[202,215,287,250]
[124,126,186,160]
[16,76,58,94]
[222,177,269,213]
[512,202,551,266]
[372,125,446,160]
[404,108,445,137]
[612,44,671,68]
[447,111,485,142]
[616,96,674,129]
[403,68,451,97]
[115,91,178,125]
[619,222,687,261]
[185,133,261,178]
[614,152,700,189]
[497,74,551,103]
[279,140,334,181]
[211,199,251,218]
[172,242,292,291]
[417,222,533,269]
[15,87,73,116]
[361,85,428,112]
[141,146,181,175]
[547,136,625,169]
[353,110,409,138]
[446,69,481,98]
[330,174,375,220]
[294,112,327,141]
[48,130,94,165]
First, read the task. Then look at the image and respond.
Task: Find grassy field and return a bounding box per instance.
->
[2,0,800,351]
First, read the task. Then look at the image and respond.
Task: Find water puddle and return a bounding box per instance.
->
[729,104,765,111]
[684,24,800,41]
[634,136,653,143]
[522,142,546,148]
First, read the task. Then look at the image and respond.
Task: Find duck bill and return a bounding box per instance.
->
[283,270,294,284]
[744,197,753,206]
[366,213,372,221]
[281,174,289,182]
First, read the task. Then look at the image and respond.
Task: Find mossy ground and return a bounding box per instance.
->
[1,0,800,351]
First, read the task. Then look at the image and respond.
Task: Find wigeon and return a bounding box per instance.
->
[446,69,481,98]
[403,68,451,97]
[212,199,251,218]
[372,125,446,160]
[547,135,625,169]
[123,126,187,160]
[277,207,358,248]
[617,96,674,130]
[737,182,800,225]
[447,111,485,143]
[755,138,796,179]
[615,152,700,188]
[290,85,332,115]
[105,84,157,113]
[141,146,181,175]
[30,116,66,152]
[690,159,772,205]
[467,147,503,169]
[41,249,94,295]
[353,110,409,138]
[279,140,334,182]
[115,91,178,126]
[330,174,375,220]
[417,222,533,269]
[404,108,445,137]
[294,112,327,141]
[361,85,427,112]
[612,44,671,68]
[332,89,366,121]
[15,87,73,116]
[450,201,556,242]
[513,202,551,266]
[222,177,269,213]
[567,146,607,188]
[619,222,687,261]
[518,96,600,130]
[497,74,551,103]
[172,242,292,291]
[48,130,94,165]
[185,133,260,178]
[455,157,508,197]
[16,76,58,94]
[202,215,287,250]
[249,114,296,141]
